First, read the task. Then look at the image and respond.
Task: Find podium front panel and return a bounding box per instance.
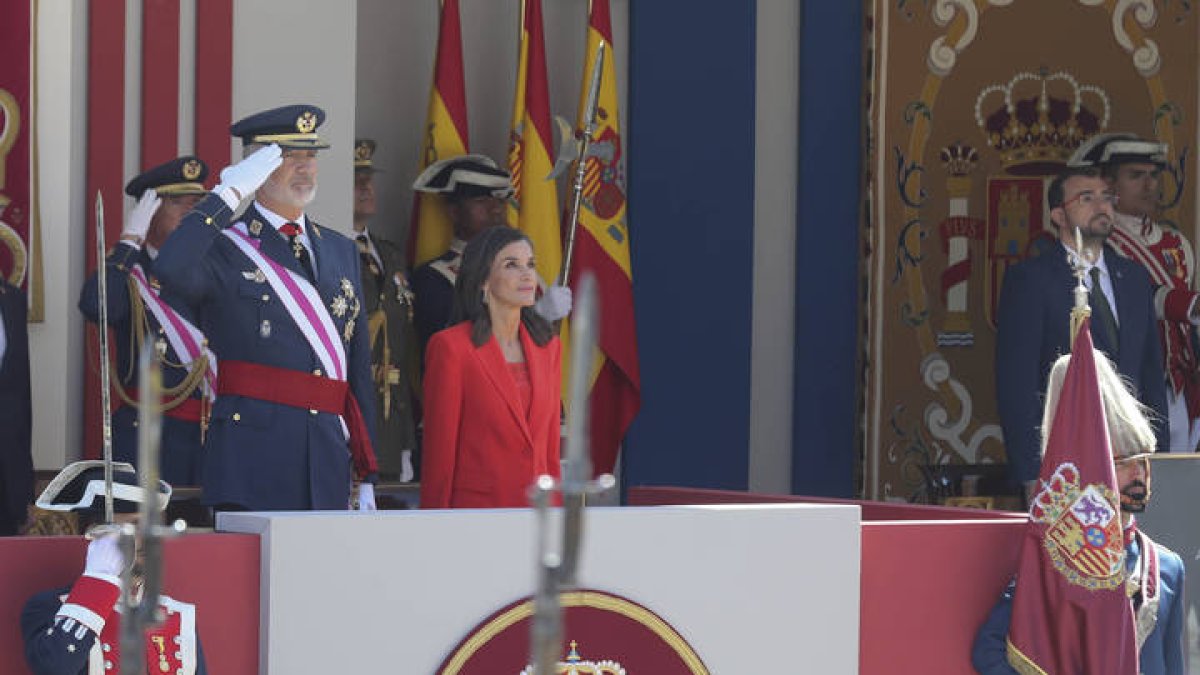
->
[219,503,862,673]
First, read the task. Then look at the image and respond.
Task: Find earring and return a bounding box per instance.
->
[481,288,490,305]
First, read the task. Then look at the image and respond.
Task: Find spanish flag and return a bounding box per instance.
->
[506,0,562,286]
[563,0,641,475]
[408,0,469,268]
[1007,321,1138,674]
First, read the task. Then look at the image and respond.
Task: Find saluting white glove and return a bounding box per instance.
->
[121,190,161,246]
[84,532,126,579]
[356,482,377,512]
[534,285,573,321]
[214,143,283,209]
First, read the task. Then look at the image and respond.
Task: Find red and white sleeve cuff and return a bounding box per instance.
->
[55,573,120,635]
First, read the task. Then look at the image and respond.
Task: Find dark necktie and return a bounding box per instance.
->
[280,222,315,282]
[356,234,383,285]
[1089,267,1119,351]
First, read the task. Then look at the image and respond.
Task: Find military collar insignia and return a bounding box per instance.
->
[248,220,264,237]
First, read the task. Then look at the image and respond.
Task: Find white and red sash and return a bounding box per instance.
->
[222,224,346,381]
[128,265,217,400]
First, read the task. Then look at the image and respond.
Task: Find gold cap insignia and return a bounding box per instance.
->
[296,111,318,134]
[182,159,203,180]
[355,142,372,162]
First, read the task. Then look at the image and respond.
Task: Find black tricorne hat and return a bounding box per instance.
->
[412,154,513,202]
[35,461,171,514]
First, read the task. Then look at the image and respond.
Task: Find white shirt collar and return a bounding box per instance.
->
[253,201,308,234]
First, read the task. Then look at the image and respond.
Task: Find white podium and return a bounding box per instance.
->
[219,503,862,673]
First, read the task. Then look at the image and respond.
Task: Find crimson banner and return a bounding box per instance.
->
[0,0,35,302]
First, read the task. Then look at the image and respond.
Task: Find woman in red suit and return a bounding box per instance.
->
[420,227,561,508]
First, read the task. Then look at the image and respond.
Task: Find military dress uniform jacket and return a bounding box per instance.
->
[996,243,1169,484]
[0,281,32,535]
[22,576,207,675]
[79,243,207,486]
[357,231,418,479]
[411,241,463,362]
[970,533,1185,675]
[155,195,378,510]
[421,322,561,508]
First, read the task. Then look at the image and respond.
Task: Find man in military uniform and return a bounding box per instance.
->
[972,352,1186,675]
[156,104,379,511]
[78,157,215,486]
[410,154,573,360]
[353,139,419,482]
[1071,133,1200,453]
[21,461,208,674]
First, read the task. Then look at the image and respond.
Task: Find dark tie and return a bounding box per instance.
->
[280,222,315,282]
[356,234,383,285]
[1089,267,1119,351]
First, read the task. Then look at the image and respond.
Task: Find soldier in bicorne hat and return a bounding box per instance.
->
[410,154,572,361]
[78,157,215,487]
[20,461,208,674]
[1070,133,1200,453]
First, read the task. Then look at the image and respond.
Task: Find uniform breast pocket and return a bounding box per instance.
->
[236,280,305,348]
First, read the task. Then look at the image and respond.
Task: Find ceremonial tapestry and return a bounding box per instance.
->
[0,0,42,320]
[862,0,1197,501]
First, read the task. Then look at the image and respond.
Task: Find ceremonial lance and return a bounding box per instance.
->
[558,41,606,286]
[95,192,115,523]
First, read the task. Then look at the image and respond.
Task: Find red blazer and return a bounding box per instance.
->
[421,321,562,508]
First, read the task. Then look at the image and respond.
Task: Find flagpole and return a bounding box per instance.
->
[1069,225,1092,344]
[559,41,606,286]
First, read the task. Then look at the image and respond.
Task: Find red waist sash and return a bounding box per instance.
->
[216,360,378,478]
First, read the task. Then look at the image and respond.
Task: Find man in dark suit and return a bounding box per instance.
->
[156,104,379,511]
[0,279,32,535]
[352,139,419,482]
[996,165,1168,500]
[78,156,213,487]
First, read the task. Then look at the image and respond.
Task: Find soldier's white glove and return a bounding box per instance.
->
[399,450,415,483]
[84,532,126,579]
[534,285,573,321]
[121,190,161,247]
[214,144,283,209]
[357,482,377,512]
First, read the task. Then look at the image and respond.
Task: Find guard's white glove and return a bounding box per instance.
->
[84,532,126,579]
[356,482,377,512]
[399,450,415,483]
[121,190,161,246]
[214,143,283,209]
[534,285,573,321]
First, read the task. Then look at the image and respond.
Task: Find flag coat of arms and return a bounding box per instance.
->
[1007,320,1138,674]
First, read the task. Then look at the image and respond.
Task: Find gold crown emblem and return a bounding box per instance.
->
[296,111,318,134]
[520,641,626,675]
[1029,463,1080,524]
[939,142,978,177]
[355,141,372,162]
[181,159,202,180]
[974,70,1110,175]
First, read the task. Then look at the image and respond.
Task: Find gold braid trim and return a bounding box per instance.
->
[106,276,209,411]
[368,307,390,420]
[1005,638,1051,675]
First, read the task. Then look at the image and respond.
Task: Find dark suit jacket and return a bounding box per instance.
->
[0,281,32,535]
[420,321,561,508]
[996,242,1169,485]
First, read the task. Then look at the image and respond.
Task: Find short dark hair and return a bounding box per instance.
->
[451,226,554,347]
[1047,166,1102,209]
